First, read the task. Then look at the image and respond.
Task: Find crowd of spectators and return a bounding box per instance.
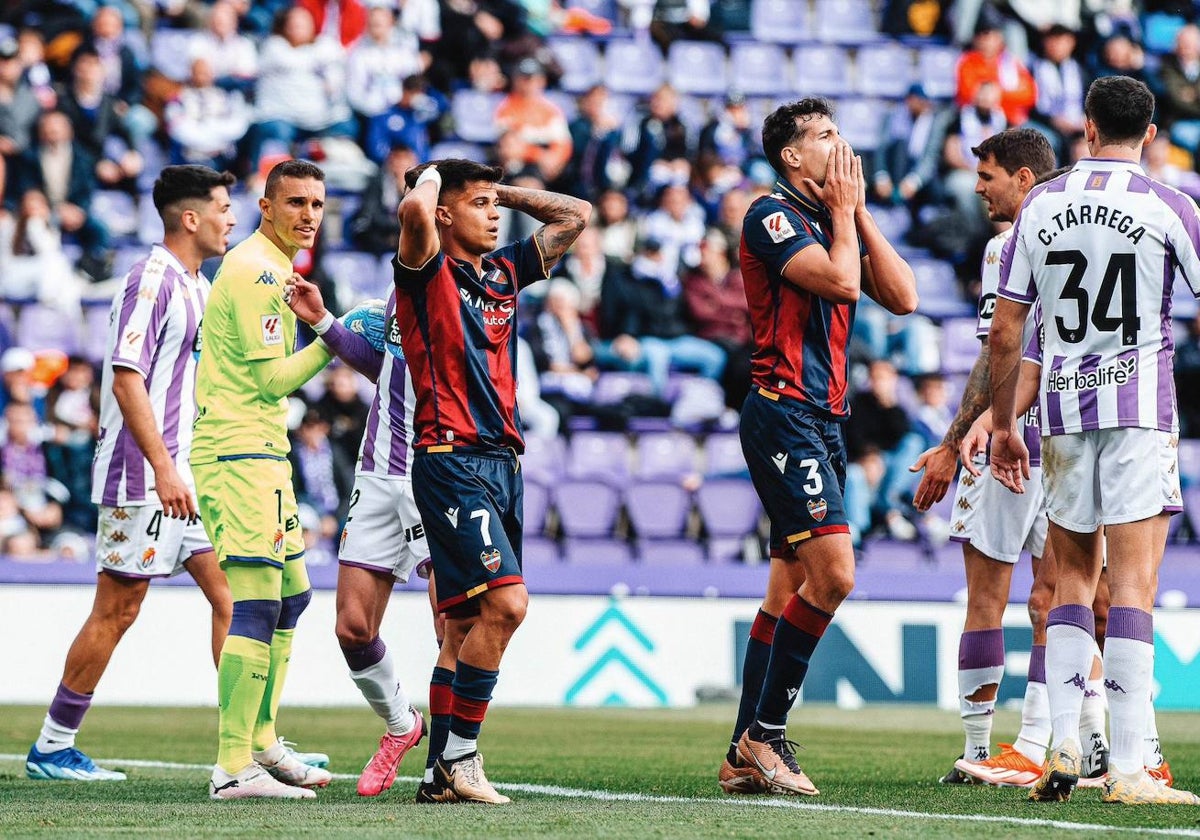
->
[9,0,1200,559]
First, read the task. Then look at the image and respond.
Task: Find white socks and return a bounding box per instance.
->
[1144,694,1163,769]
[1104,636,1154,775]
[351,652,416,736]
[35,715,78,754]
[959,664,1003,762]
[1014,680,1051,764]
[1045,613,1096,750]
[442,732,476,761]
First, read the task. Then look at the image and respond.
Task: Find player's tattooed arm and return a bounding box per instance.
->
[496,185,592,274]
[942,342,991,448]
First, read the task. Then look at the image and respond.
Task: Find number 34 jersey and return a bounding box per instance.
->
[998,159,1200,436]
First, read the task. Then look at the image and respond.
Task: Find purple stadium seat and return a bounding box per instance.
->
[567,431,631,483]
[703,432,746,476]
[524,479,551,536]
[910,257,960,299]
[814,0,878,44]
[833,98,884,150]
[637,538,705,564]
[667,41,728,97]
[940,317,982,374]
[870,204,911,242]
[521,433,566,485]
[545,89,579,120]
[450,91,504,143]
[625,480,692,538]
[323,252,386,298]
[92,191,139,241]
[750,0,813,44]
[111,246,145,281]
[83,303,112,363]
[591,371,655,406]
[523,536,560,566]
[696,478,762,537]
[150,28,194,81]
[730,43,791,97]
[555,479,622,537]
[137,196,164,245]
[562,537,633,564]
[16,304,81,354]
[793,45,852,97]
[707,536,749,563]
[603,39,664,94]
[635,431,698,479]
[918,45,960,100]
[674,94,712,134]
[548,36,603,93]
[855,42,915,98]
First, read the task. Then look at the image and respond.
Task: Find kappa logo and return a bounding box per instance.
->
[952,520,967,533]
[111,508,132,521]
[108,530,129,544]
[138,283,157,301]
[140,547,156,569]
[272,530,284,554]
[771,452,788,474]
[1065,672,1087,691]
[261,314,282,346]
[985,251,999,265]
[255,271,278,286]
[806,498,828,522]
[446,507,459,528]
[957,497,972,510]
[763,211,797,244]
[1104,678,1127,694]
[102,551,124,566]
[480,547,502,573]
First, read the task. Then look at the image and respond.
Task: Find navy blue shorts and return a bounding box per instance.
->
[740,389,850,554]
[411,448,524,614]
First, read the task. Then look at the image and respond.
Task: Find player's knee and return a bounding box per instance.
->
[278,588,312,630]
[229,599,282,644]
[485,588,528,631]
[815,568,855,607]
[335,613,375,649]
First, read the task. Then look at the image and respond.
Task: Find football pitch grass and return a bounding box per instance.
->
[2,704,1200,838]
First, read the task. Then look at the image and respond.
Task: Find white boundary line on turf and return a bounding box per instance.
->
[3,754,1199,838]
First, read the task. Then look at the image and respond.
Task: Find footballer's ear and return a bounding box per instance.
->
[434,204,453,227]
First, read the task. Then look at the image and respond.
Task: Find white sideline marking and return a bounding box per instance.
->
[4,754,1199,837]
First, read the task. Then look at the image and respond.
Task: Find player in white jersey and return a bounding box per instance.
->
[284,275,439,800]
[26,166,237,782]
[990,75,1199,805]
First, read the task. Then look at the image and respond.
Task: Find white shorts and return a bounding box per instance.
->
[1041,428,1182,533]
[95,503,213,578]
[338,474,431,582]
[949,457,1047,563]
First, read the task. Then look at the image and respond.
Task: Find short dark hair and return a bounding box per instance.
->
[404,158,504,197]
[264,159,325,199]
[762,98,835,177]
[1035,165,1073,186]
[971,128,1056,177]
[1084,75,1154,148]
[152,165,236,230]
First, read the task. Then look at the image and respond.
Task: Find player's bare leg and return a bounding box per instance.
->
[336,564,423,797]
[185,550,232,667]
[721,553,805,794]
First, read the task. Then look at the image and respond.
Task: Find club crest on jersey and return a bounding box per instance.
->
[272,529,284,554]
[339,528,348,552]
[255,271,279,286]
[140,547,156,569]
[763,211,797,244]
[807,498,828,521]
[261,314,282,346]
[480,547,502,573]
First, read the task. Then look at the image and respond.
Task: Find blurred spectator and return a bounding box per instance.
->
[364,73,446,164]
[0,485,41,557]
[874,83,948,224]
[1158,24,1200,158]
[186,0,260,93]
[648,0,721,53]
[1143,135,1200,201]
[1030,23,1086,157]
[549,224,616,325]
[346,3,425,127]
[165,56,253,171]
[525,279,598,423]
[712,184,748,261]
[564,83,623,199]
[516,335,560,437]
[350,143,415,252]
[89,5,156,147]
[697,91,758,170]
[246,6,357,173]
[494,57,572,183]
[57,45,144,194]
[0,36,41,172]
[940,81,1006,248]
[44,354,99,533]
[595,236,725,394]
[689,153,740,225]
[296,0,369,46]
[0,401,65,543]
[594,187,637,259]
[956,14,1037,126]
[289,406,353,537]
[681,228,750,407]
[429,0,530,91]
[14,110,111,282]
[1176,312,1200,438]
[0,189,84,312]
[908,372,952,449]
[16,28,56,111]
[466,54,508,93]
[638,181,705,279]
[622,83,689,197]
[314,362,370,467]
[1090,33,1148,85]
[852,294,941,376]
[882,0,950,39]
[0,347,38,413]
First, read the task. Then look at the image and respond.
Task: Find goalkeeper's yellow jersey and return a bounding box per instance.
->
[191,230,298,464]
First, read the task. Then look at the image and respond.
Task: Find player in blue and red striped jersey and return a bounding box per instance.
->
[393,158,590,804]
[720,99,919,797]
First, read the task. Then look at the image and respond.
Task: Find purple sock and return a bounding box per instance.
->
[48,682,92,730]
[341,636,387,672]
[1028,644,1046,684]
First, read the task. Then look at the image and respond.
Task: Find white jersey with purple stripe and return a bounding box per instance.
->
[92,245,209,506]
[998,159,1200,435]
[979,229,1042,465]
[357,293,417,478]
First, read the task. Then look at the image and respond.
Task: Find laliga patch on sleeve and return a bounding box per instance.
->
[261,314,283,346]
[763,211,797,243]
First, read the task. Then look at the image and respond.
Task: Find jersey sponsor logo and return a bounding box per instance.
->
[459,289,515,326]
[121,329,146,357]
[763,211,797,244]
[978,293,996,320]
[404,522,425,543]
[193,318,203,360]
[806,498,828,522]
[255,271,279,286]
[140,547,156,569]
[385,314,405,359]
[1046,356,1137,393]
[480,546,502,573]
[261,315,283,346]
[771,452,788,474]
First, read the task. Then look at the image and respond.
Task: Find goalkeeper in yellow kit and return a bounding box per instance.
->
[192,159,340,800]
